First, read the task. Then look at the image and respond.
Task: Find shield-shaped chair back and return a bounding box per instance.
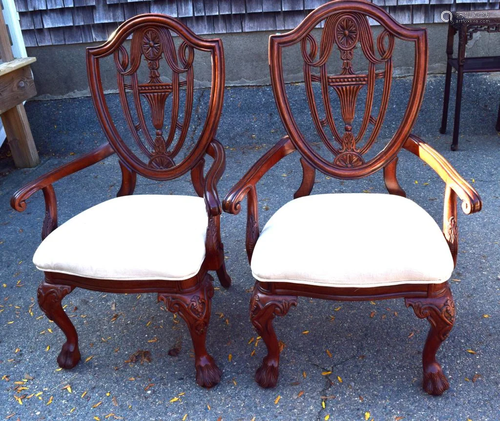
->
[269,0,427,179]
[87,14,224,181]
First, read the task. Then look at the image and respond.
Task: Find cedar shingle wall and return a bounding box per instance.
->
[15,0,500,47]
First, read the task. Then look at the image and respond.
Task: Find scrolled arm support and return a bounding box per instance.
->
[10,143,115,238]
[223,136,296,215]
[11,143,115,213]
[403,134,481,215]
[223,136,296,262]
[403,134,481,265]
[204,139,226,217]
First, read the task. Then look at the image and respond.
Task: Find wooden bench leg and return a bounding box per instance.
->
[2,104,39,168]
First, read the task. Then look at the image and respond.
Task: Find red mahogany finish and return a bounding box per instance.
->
[224,0,481,395]
[11,14,230,388]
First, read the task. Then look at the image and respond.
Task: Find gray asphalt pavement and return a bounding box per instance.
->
[0,73,499,421]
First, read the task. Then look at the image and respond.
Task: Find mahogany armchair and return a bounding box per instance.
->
[11,14,230,388]
[224,0,481,395]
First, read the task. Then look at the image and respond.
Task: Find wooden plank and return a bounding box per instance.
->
[432,5,449,22]
[31,11,43,29]
[74,0,95,6]
[231,0,246,14]
[14,0,29,12]
[34,28,52,45]
[41,9,74,28]
[275,11,285,30]
[0,57,36,76]
[64,25,82,43]
[430,0,454,4]
[397,0,427,5]
[49,27,65,44]
[284,10,306,28]
[225,14,243,32]
[150,2,177,16]
[212,14,227,33]
[218,0,231,14]
[91,23,108,41]
[64,0,74,6]
[243,12,276,31]
[46,0,65,9]
[412,4,433,23]
[93,0,124,24]
[371,0,385,6]
[193,0,205,16]
[263,0,281,12]
[1,105,39,167]
[282,0,304,12]
[384,0,397,6]
[204,1,218,15]
[19,13,34,30]
[27,0,47,10]
[0,7,14,61]
[81,25,93,42]
[304,0,324,9]
[73,6,94,26]
[21,29,37,46]
[387,6,412,23]
[135,2,150,15]
[0,64,37,114]
[184,16,214,34]
[177,0,193,17]
[246,0,263,13]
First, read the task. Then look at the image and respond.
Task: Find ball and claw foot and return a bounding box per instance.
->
[195,356,222,389]
[255,359,279,388]
[57,342,81,369]
[423,362,449,396]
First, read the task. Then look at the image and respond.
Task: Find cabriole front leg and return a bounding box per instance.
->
[250,284,297,388]
[159,274,221,388]
[37,280,80,369]
[405,283,455,396]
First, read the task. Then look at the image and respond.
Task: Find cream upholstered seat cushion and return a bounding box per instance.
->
[33,195,208,281]
[251,193,454,288]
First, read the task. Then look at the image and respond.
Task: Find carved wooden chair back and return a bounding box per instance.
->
[87,13,224,181]
[269,0,427,179]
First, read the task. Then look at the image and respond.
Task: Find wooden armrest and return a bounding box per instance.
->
[204,139,226,217]
[223,136,295,263]
[11,143,114,212]
[403,134,481,215]
[223,136,295,215]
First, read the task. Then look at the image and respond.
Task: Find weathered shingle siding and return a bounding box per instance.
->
[15,0,500,47]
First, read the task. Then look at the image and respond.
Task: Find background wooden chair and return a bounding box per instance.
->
[11,14,230,388]
[224,0,481,395]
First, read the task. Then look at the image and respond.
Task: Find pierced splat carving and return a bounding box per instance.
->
[87,15,224,180]
[301,13,396,170]
[113,27,195,170]
[266,1,431,180]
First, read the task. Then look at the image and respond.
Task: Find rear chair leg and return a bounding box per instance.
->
[38,280,80,369]
[405,283,455,396]
[216,258,232,289]
[250,284,297,388]
[159,274,221,388]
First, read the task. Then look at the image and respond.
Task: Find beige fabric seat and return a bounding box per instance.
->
[251,193,454,288]
[34,195,208,281]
